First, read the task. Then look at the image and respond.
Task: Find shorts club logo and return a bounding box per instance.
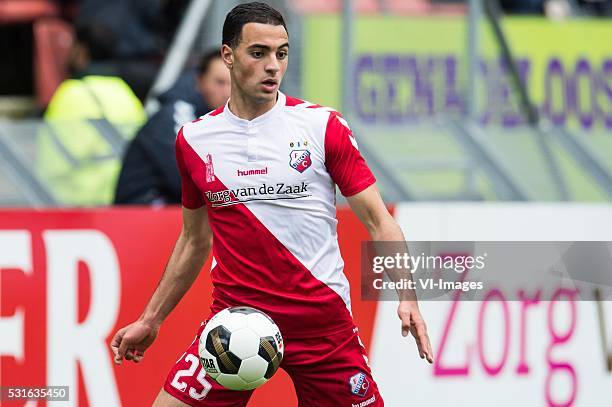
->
[349,372,369,397]
[289,149,312,173]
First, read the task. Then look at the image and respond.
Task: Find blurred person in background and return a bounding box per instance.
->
[38,23,146,206]
[114,51,231,205]
[500,0,545,14]
[576,0,612,16]
[501,0,612,17]
[74,0,191,100]
[76,0,161,59]
[543,0,612,18]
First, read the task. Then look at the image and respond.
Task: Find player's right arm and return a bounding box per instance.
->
[112,126,211,365]
[111,205,212,365]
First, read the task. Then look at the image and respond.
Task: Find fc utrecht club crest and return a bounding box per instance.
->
[289,149,312,173]
[349,372,369,397]
[205,153,215,182]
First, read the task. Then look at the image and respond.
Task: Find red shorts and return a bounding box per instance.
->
[163,320,384,407]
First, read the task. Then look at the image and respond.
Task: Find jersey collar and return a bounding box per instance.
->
[223,91,286,127]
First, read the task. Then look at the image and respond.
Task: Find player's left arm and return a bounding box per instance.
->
[346,184,434,364]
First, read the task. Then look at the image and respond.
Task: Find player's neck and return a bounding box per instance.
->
[227,89,278,121]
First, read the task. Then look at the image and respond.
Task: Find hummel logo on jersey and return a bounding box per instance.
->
[289,149,312,173]
[237,167,268,177]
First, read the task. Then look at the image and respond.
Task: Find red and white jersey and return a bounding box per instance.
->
[175,91,376,338]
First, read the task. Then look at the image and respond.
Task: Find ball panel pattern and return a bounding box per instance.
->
[246,313,276,337]
[228,306,259,315]
[219,312,248,333]
[238,355,270,383]
[229,328,260,359]
[243,377,268,390]
[258,336,282,379]
[216,373,247,391]
[198,306,284,391]
[205,325,241,374]
[264,352,282,380]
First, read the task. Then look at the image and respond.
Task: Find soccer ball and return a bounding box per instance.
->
[198,306,284,390]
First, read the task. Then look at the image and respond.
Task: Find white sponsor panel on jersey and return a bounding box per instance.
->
[182,92,354,310]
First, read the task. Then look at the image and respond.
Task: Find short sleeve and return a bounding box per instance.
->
[175,127,205,209]
[324,113,376,196]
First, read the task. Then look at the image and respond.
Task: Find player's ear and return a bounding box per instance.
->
[221,45,234,70]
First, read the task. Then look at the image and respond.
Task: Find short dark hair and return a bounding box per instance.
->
[197,49,222,76]
[222,2,287,49]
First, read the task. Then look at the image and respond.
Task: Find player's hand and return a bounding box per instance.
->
[110,320,159,365]
[397,301,434,364]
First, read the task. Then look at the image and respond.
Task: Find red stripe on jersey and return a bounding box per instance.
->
[324,113,376,197]
[209,104,225,116]
[284,95,305,106]
[175,128,206,209]
[170,153,357,338]
[206,194,355,338]
[176,128,241,209]
[189,105,225,124]
[284,95,324,109]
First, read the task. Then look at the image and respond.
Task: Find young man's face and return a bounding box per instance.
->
[224,22,289,104]
[197,58,231,108]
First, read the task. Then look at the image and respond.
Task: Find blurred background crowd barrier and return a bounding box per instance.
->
[0,0,611,206]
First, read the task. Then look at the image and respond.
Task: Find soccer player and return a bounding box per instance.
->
[111,2,433,406]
